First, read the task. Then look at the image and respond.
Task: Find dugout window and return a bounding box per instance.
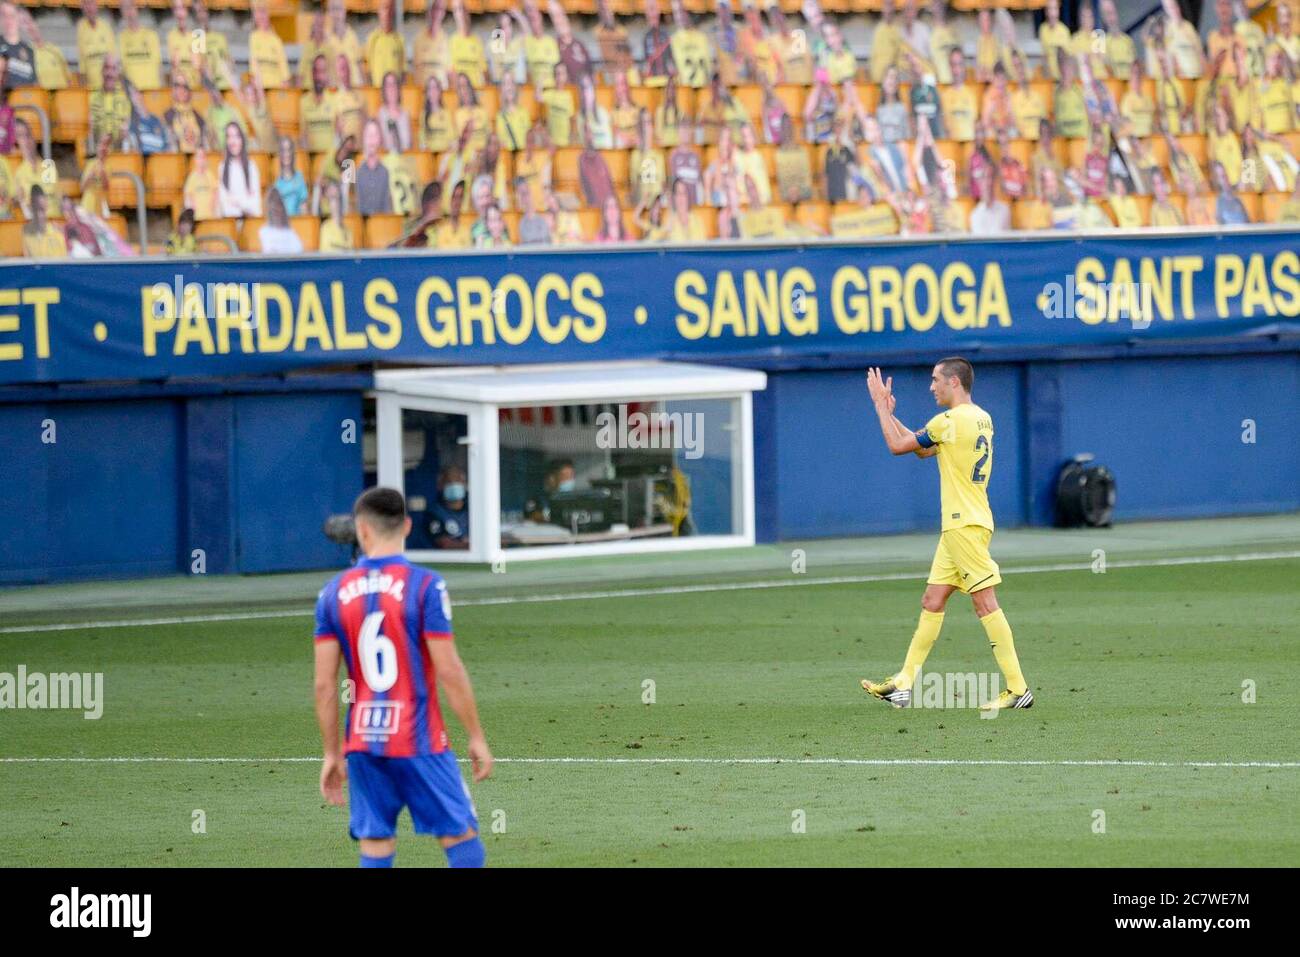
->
[498,399,739,548]
[370,362,766,564]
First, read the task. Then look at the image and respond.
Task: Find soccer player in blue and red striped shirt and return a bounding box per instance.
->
[313,486,493,868]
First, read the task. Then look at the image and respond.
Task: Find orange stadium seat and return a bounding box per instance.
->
[51,88,89,145]
[18,0,1298,256]
[342,213,364,246]
[104,153,144,209]
[195,217,240,247]
[1176,134,1208,167]
[0,221,25,259]
[267,88,302,139]
[552,148,582,190]
[363,213,407,248]
[240,217,266,251]
[290,215,322,251]
[9,88,51,128]
[402,152,436,186]
[793,200,831,234]
[142,89,172,117]
[1261,192,1290,223]
[145,153,187,209]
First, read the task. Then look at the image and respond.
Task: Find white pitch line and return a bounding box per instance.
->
[2,548,1298,636]
[0,757,1297,769]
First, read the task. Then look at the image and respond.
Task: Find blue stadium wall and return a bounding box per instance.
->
[0,379,365,584]
[1,345,1297,584]
[749,346,1300,542]
[3,229,1300,583]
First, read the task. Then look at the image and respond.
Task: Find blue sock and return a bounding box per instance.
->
[445,836,485,869]
[360,852,395,868]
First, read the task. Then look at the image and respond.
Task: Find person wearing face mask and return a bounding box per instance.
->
[429,464,470,550]
[524,459,577,523]
[552,461,578,495]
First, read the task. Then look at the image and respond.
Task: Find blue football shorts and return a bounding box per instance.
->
[346,751,478,841]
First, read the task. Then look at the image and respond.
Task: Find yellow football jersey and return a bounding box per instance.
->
[300,91,339,153]
[250,29,291,89]
[524,34,560,89]
[448,33,485,88]
[919,403,995,532]
[119,27,163,91]
[319,218,355,252]
[671,30,713,88]
[77,17,116,89]
[34,42,72,90]
[367,30,407,87]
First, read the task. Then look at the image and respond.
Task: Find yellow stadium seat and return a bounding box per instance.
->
[364,213,407,248]
[694,206,718,239]
[240,217,266,251]
[0,221,25,259]
[196,217,239,245]
[267,88,301,139]
[145,153,187,208]
[402,152,436,187]
[602,150,630,186]
[51,88,89,145]
[552,147,583,188]
[142,89,172,117]
[793,200,831,234]
[1010,200,1046,230]
[733,85,764,122]
[400,85,422,120]
[104,153,144,209]
[1066,138,1090,169]
[341,213,364,245]
[250,152,272,190]
[1261,192,1290,223]
[8,88,50,126]
[290,215,321,251]
[1175,134,1207,167]
[1147,135,1170,168]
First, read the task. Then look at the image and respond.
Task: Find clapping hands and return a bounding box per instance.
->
[866,367,896,414]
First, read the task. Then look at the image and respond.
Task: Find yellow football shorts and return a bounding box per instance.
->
[927,526,1001,594]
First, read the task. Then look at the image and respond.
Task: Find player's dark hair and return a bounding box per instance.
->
[937,357,974,393]
[353,486,407,535]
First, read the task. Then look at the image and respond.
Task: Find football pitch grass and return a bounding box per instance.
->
[2,515,1298,867]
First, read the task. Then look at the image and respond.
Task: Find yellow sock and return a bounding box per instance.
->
[980,608,1027,696]
[896,610,944,690]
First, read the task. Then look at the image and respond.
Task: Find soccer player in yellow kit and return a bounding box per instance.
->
[861,359,1033,711]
